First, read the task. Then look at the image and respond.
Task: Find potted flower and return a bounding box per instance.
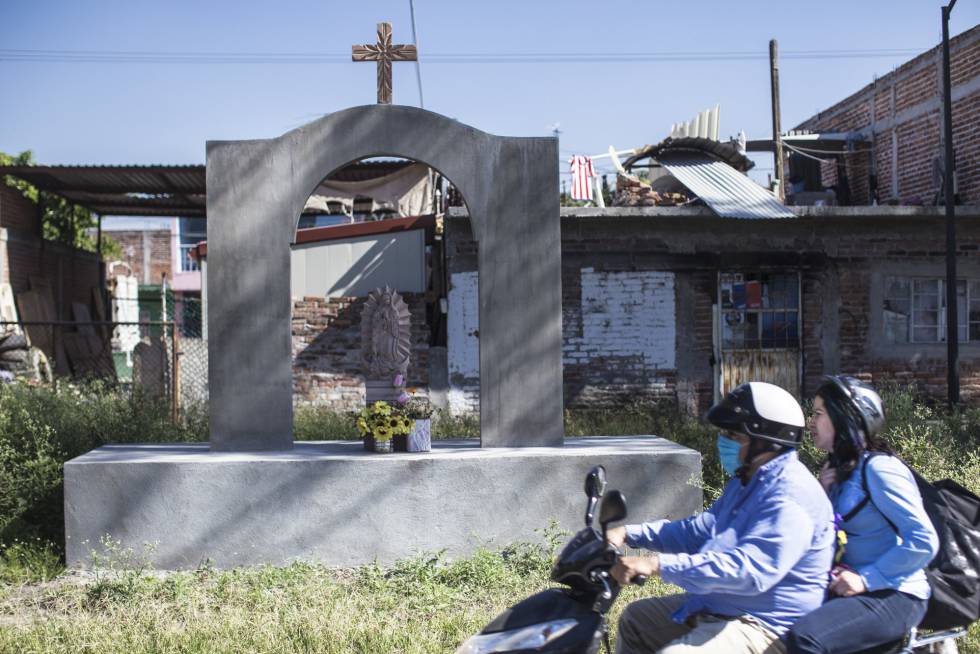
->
[403,396,435,452]
[357,401,413,453]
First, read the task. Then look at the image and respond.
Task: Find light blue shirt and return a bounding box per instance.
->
[625,451,835,637]
[831,453,939,599]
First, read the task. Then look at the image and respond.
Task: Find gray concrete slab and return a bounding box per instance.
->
[65,436,702,569]
[206,105,562,451]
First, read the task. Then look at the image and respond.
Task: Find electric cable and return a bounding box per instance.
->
[0,47,928,65]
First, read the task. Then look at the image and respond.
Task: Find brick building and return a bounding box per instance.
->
[791,25,980,207]
[108,225,172,287]
[102,216,205,336]
[446,205,980,414]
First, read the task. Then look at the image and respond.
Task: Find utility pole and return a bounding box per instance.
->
[942,0,960,406]
[769,39,785,203]
[408,0,424,109]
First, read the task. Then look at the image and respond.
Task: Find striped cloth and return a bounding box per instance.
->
[569,155,595,201]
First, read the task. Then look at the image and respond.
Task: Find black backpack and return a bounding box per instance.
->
[846,453,980,630]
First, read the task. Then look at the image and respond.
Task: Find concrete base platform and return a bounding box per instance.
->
[64,437,702,569]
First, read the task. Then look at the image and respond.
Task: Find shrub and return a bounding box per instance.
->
[0,380,206,549]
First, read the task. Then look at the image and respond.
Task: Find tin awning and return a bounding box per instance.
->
[658,153,793,219]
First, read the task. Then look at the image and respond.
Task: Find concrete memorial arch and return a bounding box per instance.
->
[206,104,564,450]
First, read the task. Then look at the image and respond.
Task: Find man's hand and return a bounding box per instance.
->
[610,555,660,585]
[829,566,867,597]
[606,525,627,549]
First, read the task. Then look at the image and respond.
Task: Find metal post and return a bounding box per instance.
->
[408,0,425,109]
[942,1,959,407]
[97,212,110,327]
[170,321,180,423]
[769,39,785,203]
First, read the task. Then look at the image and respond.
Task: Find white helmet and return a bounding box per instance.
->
[707,381,805,448]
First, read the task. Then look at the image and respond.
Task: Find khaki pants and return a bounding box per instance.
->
[615,594,787,654]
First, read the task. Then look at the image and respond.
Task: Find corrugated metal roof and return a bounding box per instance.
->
[657,153,793,219]
[0,164,207,217]
[0,160,417,218]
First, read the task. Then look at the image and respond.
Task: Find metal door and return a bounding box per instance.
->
[714,271,802,400]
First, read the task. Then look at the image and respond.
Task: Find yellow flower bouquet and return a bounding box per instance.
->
[357,401,413,452]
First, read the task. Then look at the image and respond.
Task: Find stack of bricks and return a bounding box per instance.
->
[613,174,689,207]
[613,174,661,206]
[291,294,430,411]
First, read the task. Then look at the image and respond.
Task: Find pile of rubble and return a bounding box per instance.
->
[613,174,690,207]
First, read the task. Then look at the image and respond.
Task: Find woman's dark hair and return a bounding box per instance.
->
[817,387,893,482]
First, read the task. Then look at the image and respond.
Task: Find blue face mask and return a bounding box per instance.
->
[716,433,743,477]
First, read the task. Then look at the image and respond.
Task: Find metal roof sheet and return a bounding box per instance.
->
[657,153,793,219]
[0,160,416,217]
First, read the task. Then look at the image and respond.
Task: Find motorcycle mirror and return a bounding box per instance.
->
[583,466,606,527]
[584,466,607,499]
[599,490,628,540]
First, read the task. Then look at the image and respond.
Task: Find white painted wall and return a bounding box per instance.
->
[290,230,426,299]
[569,268,676,368]
[447,271,480,414]
[445,267,677,414]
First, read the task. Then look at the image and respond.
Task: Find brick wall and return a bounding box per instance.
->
[0,186,40,236]
[446,207,980,415]
[292,294,430,412]
[795,25,980,206]
[110,229,173,286]
[563,268,677,406]
[0,185,101,319]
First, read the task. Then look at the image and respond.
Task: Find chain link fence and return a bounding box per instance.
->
[0,319,192,420]
[163,291,207,407]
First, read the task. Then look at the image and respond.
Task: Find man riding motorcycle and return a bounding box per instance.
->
[608,382,836,654]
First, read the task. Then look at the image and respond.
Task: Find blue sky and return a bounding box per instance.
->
[1,1,978,182]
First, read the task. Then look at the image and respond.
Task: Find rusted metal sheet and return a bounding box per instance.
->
[722,349,800,398]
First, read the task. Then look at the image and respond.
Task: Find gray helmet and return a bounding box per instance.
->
[707,381,806,448]
[817,375,885,442]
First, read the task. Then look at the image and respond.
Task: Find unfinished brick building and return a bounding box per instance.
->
[791,24,980,207]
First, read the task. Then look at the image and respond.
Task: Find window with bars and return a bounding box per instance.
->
[883,277,980,343]
[719,272,800,349]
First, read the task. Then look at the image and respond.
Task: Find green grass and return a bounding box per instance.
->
[0,383,978,652]
[0,538,680,654]
[0,543,975,653]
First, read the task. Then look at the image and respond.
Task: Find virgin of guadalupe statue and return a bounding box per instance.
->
[361,286,412,379]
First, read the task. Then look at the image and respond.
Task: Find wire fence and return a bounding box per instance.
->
[0,319,208,421]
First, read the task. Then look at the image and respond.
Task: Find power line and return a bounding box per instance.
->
[0,47,929,65]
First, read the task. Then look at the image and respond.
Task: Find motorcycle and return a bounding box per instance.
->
[456,465,638,654]
[455,465,971,654]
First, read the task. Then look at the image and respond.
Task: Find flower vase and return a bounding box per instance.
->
[374,438,392,454]
[408,418,432,452]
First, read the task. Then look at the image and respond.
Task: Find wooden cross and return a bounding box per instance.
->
[352,22,417,105]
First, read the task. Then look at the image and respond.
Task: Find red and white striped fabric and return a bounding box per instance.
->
[569,155,595,201]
